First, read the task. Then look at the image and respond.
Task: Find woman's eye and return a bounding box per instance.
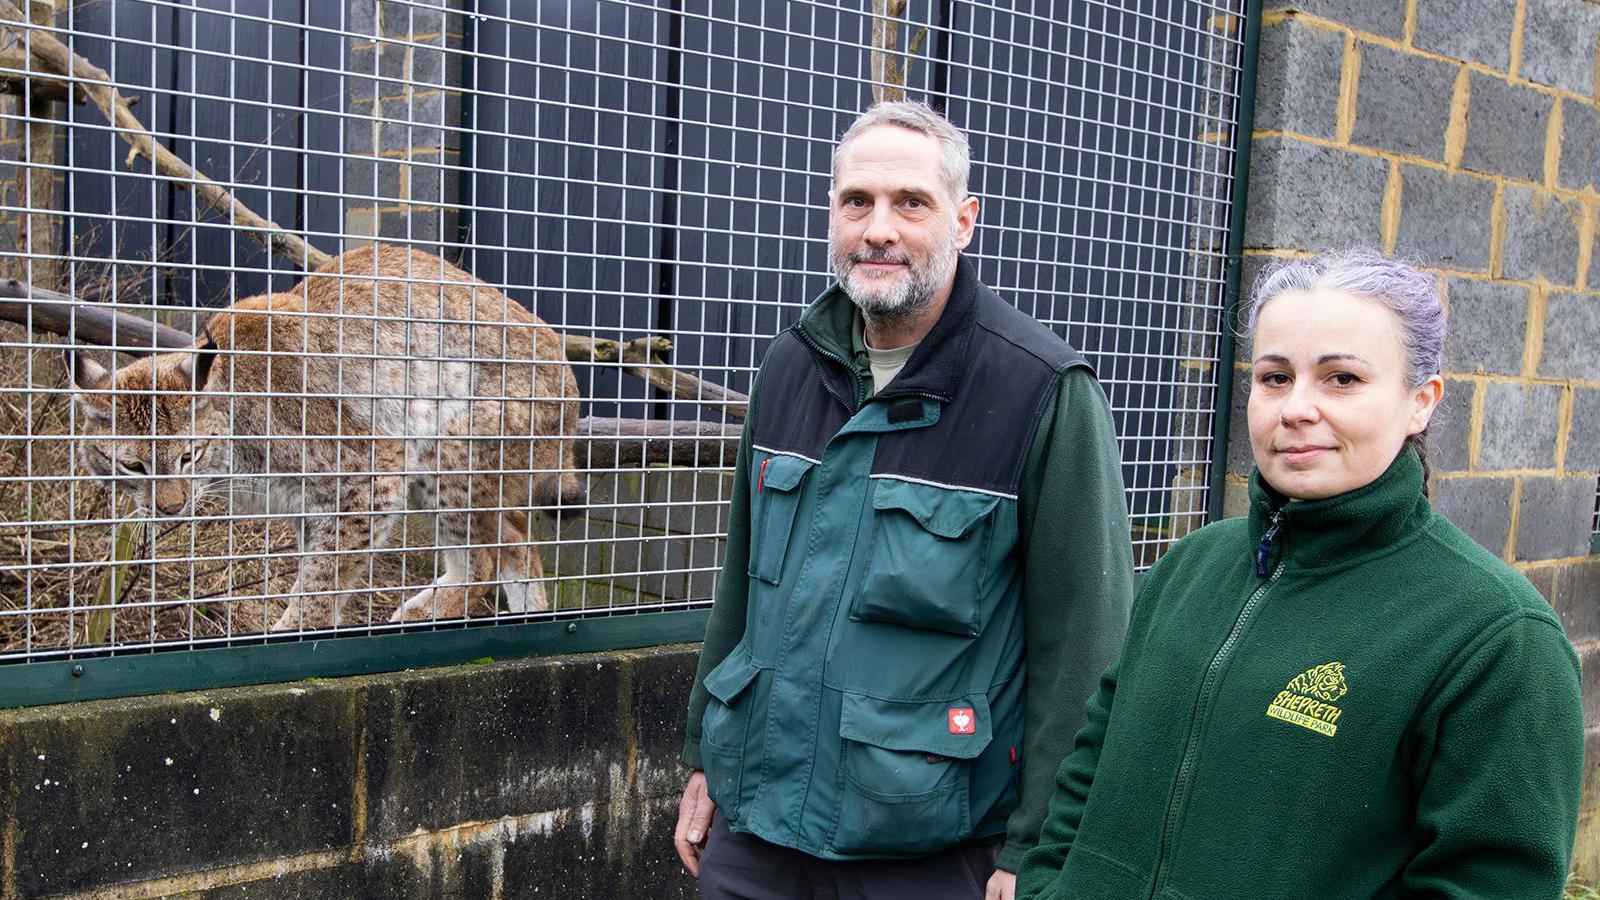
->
[1257,372,1289,387]
[1330,372,1360,387]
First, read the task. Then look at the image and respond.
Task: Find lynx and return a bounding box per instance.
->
[68,245,584,631]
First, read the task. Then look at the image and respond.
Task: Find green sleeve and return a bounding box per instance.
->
[679,378,759,770]
[1401,613,1584,898]
[998,365,1135,873]
[1015,659,1118,899]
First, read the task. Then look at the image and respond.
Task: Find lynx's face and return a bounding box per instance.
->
[68,349,227,516]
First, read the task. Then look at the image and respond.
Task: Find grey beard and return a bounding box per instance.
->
[831,236,958,324]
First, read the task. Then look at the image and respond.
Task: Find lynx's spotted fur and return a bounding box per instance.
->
[70,245,583,630]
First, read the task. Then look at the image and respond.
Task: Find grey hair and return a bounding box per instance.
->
[832,100,970,205]
[1246,249,1448,491]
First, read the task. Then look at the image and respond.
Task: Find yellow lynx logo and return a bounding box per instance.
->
[1266,662,1348,737]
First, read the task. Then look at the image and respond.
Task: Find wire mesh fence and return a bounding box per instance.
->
[0,0,1249,663]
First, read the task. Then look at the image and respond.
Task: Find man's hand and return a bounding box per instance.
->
[985,868,1016,900]
[674,770,717,877]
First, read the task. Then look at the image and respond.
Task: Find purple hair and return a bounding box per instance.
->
[1247,250,1447,387]
[1246,250,1449,490]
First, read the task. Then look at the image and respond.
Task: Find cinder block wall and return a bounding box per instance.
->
[1236,0,1600,876]
[344,0,464,253]
[0,0,61,288]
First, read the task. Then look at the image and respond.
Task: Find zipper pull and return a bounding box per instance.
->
[1255,508,1285,578]
[758,457,770,493]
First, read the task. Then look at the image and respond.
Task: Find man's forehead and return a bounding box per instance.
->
[834,125,944,182]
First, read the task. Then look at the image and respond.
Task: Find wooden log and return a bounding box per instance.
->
[0,279,192,354]
[576,416,741,469]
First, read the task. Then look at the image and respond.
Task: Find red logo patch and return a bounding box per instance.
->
[948,708,976,735]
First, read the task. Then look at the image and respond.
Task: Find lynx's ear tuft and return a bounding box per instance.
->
[174,332,220,390]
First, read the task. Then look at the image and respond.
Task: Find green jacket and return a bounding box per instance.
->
[1018,449,1584,899]
[682,259,1134,869]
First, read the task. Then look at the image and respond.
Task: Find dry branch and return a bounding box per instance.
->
[0,4,748,422]
[0,0,332,270]
[577,417,742,469]
[0,279,191,354]
[0,280,751,419]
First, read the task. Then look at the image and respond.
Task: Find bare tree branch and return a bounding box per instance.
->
[0,0,333,270]
[0,6,749,420]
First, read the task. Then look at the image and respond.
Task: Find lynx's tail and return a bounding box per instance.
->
[532,472,587,515]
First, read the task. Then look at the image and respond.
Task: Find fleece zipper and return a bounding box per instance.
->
[1147,507,1287,899]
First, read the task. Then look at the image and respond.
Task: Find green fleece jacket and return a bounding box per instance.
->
[682,283,1135,872]
[1017,449,1584,900]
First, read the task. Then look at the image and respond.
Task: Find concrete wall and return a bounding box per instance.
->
[1239,0,1600,876]
[0,646,701,899]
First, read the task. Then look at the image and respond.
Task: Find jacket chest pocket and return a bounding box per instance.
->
[830,691,992,856]
[747,453,814,585]
[852,479,1004,636]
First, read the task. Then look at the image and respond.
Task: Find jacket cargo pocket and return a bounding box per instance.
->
[853,479,1001,636]
[700,646,762,817]
[830,691,992,856]
[747,453,813,585]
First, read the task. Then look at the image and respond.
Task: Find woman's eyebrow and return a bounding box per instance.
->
[1253,352,1374,367]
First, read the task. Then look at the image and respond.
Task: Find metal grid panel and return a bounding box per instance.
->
[0,0,1248,662]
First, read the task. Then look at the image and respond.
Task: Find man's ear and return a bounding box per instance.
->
[63,349,113,424]
[953,195,979,251]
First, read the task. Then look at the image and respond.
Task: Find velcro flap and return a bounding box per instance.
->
[839,691,993,759]
[703,645,761,704]
[759,454,813,492]
[871,479,1000,539]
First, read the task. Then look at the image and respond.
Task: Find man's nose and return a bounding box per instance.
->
[862,202,898,246]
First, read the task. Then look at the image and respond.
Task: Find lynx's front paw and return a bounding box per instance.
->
[500,578,548,613]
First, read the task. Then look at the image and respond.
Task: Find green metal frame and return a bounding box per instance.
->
[0,608,710,709]
[1,0,1263,711]
[1206,0,1265,524]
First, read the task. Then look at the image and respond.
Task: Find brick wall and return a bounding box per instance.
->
[1237,0,1600,876]
[0,0,61,287]
[344,0,464,255]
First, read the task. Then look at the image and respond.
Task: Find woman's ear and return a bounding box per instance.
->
[1408,374,1445,436]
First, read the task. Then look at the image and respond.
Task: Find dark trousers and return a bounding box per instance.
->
[698,812,1001,900]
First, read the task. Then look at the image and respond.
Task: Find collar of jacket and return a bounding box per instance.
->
[1246,447,1432,575]
[793,254,983,404]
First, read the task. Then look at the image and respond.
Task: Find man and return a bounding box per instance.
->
[674,101,1133,900]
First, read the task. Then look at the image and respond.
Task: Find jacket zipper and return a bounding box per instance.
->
[1147,507,1286,899]
[793,325,866,410]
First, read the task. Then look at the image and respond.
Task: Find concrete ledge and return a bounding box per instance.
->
[0,645,702,899]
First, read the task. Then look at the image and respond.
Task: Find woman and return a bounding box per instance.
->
[1017,251,1584,899]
